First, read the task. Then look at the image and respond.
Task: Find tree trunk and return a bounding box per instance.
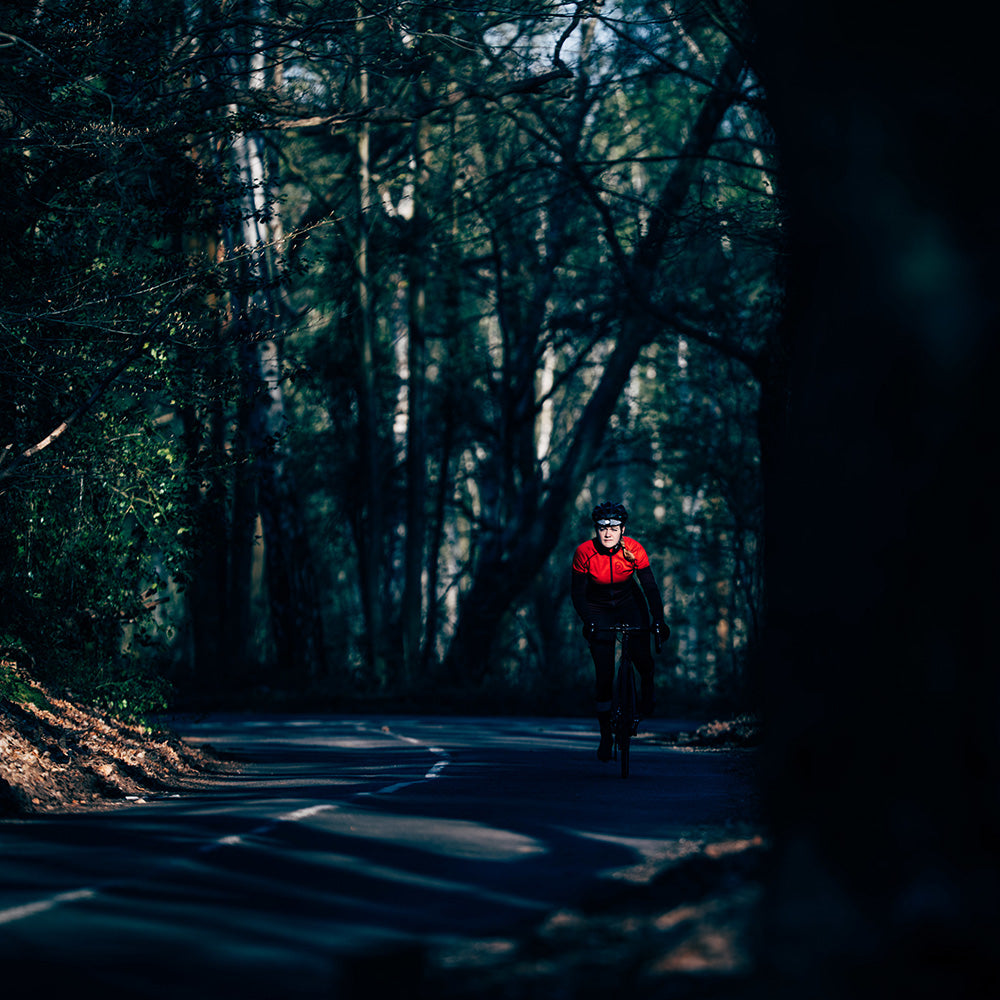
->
[442,319,649,680]
[224,4,325,681]
[401,112,431,689]
[352,15,387,686]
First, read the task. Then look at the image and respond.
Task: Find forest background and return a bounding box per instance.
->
[1,0,778,720]
[4,1,999,992]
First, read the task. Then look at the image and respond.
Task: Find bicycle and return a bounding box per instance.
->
[593,623,657,778]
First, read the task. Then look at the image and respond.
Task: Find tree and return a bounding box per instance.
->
[438,10,765,687]
[272,1,781,704]
[0,1,218,711]
[215,0,327,682]
[0,0,328,702]
[2,1,785,715]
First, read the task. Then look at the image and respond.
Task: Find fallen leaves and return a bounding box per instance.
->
[0,669,235,816]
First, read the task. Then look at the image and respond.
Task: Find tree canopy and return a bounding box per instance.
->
[1,0,782,716]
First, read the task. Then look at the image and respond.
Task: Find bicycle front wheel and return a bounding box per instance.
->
[616,661,637,779]
[618,728,631,777]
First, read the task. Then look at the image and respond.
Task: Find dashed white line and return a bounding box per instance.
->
[355,743,451,796]
[1,727,451,924]
[199,802,340,853]
[0,888,97,926]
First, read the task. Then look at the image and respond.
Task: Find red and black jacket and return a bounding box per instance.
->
[571,536,665,622]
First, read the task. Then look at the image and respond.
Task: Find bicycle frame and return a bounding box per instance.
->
[593,624,649,778]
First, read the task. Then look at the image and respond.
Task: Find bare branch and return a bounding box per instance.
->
[0,32,116,119]
[0,287,194,491]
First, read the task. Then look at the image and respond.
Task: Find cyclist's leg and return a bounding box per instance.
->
[625,607,656,716]
[587,614,615,762]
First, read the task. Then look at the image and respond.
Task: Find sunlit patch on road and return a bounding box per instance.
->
[306,803,547,862]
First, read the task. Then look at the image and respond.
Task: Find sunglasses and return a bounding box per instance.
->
[596,520,622,528]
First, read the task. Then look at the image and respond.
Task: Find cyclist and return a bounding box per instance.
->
[571,501,669,762]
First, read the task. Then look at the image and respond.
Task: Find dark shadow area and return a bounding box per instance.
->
[749,1,1000,997]
[0,718,761,998]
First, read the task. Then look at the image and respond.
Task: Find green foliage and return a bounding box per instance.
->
[0,399,192,717]
[0,0,234,713]
[84,654,173,724]
[0,649,49,709]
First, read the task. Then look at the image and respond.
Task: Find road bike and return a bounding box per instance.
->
[595,624,654,778]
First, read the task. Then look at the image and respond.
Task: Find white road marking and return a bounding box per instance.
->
[0,888,97,925]
[198,802,342,852]
[1,726,452,924]
[355,743,451,796]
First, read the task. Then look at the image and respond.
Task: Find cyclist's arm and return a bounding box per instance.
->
[570,568,589,621]
[635,564,666,625]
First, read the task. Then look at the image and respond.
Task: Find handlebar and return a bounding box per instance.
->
[586,622,664,653]
[588,624,649,633]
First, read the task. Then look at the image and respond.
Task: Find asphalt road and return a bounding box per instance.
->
[0,715,757,998]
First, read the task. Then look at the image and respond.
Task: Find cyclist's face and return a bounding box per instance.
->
[597,523,623,548]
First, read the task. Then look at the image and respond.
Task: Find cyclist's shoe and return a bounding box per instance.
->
[640,682,655,717]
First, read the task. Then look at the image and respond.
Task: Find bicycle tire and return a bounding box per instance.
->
[603,623,647,778]
[619,728,630,778]
[616,650,636,779]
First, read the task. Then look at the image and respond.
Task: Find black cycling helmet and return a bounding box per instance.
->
[592,501,628,527]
